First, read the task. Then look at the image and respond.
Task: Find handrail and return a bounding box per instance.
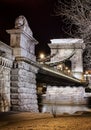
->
[38,63,86,85]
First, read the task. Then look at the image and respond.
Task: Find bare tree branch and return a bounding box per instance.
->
[55,0,91,70]
[55,0,91,42]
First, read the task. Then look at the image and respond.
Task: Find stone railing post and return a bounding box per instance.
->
[7,15,39,112]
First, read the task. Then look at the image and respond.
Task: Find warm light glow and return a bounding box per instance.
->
[39,53,45,59]
[85,71,89,75]
[65,67,68,70]
[68,70,71,73]
[58,64,62,68]
[57,64,63,70]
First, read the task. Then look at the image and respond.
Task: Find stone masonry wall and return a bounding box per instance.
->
[0,42,13,112]
[42,86,88,114]
[45,86,87,105]
[11,61,38,112]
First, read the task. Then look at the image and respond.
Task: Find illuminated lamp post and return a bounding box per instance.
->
[39,53,45,59]
[65,66,68,70]
[64,66,68,74]
[67,69,71,75]
[57,64,63,71]
[84,71,89,81]
[84,70,91,93]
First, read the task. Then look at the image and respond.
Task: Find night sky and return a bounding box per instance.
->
[0,0,65,56]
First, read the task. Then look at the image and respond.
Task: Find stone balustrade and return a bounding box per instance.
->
[0,57,13,68]
[0,41,13,112]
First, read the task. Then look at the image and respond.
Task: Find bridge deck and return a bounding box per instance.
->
[36,64,87,86]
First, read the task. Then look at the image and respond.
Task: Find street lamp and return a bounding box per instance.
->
[84,71,89,81]
[39,53,45,60]
[38,53,46,64]
[57,64,63,71]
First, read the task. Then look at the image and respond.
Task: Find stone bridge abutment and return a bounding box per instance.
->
[0,15,39,112]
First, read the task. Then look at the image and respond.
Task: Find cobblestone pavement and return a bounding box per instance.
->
[0,111,91,130]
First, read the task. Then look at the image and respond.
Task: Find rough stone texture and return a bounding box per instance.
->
[83,42,91,71]
[0,41,13,112]
[42,86,88,114]
[7,15,39,112]
[45,86,86,105]
[0,41,13,60]
[10,62,38,112]
[70,49,84,79]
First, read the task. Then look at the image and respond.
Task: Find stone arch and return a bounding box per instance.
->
[48,38,85,80]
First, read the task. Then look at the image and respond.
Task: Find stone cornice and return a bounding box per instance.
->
[6,29,38,45]
[48,43,85,49]
[15,56,39,68]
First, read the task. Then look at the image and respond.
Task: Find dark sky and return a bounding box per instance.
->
[0,0,64,56]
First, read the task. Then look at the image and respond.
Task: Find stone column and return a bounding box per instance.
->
[71,49,84,80]
[7,15,39,112]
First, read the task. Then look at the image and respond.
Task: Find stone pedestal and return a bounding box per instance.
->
[7,15,39,112]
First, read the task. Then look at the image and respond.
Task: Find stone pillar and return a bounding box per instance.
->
[48,38,85,80]
[71,49,84,80]
[83,42,91,71]
[0,42,13,112]
[83,43,91,89]
[7,15,39,112]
